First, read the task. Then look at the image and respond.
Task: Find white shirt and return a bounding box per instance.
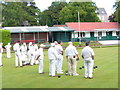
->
[48,47,58,60]
[13,43,21,54]
[34,44,38,51]
[36,48,44,60]
[5,44,11,50]
[81,46,95,60]
[55,44,63,55]
[20,45,27,53]
[65,45,78,56]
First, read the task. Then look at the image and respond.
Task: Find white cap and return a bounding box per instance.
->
[23,43,26,45]
[68,41,72,45]
[51,43,55,47]
[40,44,45,47]
[29,42,32,45]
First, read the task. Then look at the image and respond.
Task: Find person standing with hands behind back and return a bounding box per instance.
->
[81,41,95,79]
[65,42,80,76]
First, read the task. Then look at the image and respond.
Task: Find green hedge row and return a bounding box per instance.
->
[0,29,11,46]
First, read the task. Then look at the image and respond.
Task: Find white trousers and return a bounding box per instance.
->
[56,55,63,73]
[84,59,94,78]
[68,56,77,75]
[30,54,35,65]
[0,53,2,66]
[15,53,22,67]
[49,59,56,76]
[38,59,44,73]
[6,49,11,58]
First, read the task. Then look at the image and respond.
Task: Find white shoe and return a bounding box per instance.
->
[73,73,79,76]
[57,72,63,74]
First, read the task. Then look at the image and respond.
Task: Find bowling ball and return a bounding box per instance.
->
[82,66,84,68]
[79,67,82,69]
[58,75,61,78]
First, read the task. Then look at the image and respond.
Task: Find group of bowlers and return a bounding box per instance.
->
[0,41,95,79]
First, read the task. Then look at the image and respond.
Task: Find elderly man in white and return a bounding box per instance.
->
[36,44,45,74]
[5,43,12,58]
[54,41,63,74]
[20,43,28,65]
[0,42,3,67]
[34,44,39,65]
[48,43,58,77]
[13,42,23,67]
[65,42,80,76]
[28,42,36,66]
[81,41,95,79]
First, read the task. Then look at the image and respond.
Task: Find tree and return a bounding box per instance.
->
[59,2,100,24]
[2,2,40,27]
[38,1,67,26]
[113,1,120,23]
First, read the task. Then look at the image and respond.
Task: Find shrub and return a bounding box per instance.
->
[0,29,11,46]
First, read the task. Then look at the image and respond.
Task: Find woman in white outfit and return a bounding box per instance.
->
[5,43,12,58]
[36,44,45,74]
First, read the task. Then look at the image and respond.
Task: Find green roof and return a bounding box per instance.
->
[3,26,74,33]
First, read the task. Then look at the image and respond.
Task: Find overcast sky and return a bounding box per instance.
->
[34,0,116,16]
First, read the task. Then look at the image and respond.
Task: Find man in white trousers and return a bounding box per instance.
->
[5,43,12,58]
[36,44,45,74]
[28,42,35,66]
[81,41,95,79]
[55,41,63,74]
[48,43,58,77]
[34,44,39,65]
[0,42,3,67]
[65,42,80,76]
[13,42,23,68]
[20,43,28,65]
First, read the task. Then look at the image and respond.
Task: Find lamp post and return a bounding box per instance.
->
[78,11,81,44]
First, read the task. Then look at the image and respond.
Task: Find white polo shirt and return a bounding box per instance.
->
[36,48,44,60]
[55,44,63,55]
[81,46,95,60]
[65,45,78,56]
[13,43,21,54]
[5,44,11,50]
[48,47,58,60]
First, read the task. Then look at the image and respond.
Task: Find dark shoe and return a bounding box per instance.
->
[20,66,23,68]
[39,72,45,74]
[53,75,57,77]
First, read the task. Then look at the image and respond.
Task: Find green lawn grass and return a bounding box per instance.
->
[1,47,118,88]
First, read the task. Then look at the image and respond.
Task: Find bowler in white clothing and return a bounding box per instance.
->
[0,43,3,67]
[36,44,45,74]
[5,43,12,58]
[48,43,58,77]
[20,43,28,65]
[55,41,63,74]
[28,42,35,65]
[13,42,23,67]
[65,42,80,76]
[81,41,95,79]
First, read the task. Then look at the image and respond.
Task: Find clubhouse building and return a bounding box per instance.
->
[2,22,120,43]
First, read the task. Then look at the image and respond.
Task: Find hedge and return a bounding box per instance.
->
[0,29,11,46]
